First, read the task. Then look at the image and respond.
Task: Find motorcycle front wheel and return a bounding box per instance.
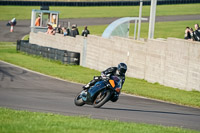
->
[93,90,111,108]
[74,91,85,106]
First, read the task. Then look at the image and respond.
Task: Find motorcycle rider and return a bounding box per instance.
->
[83,63,127,102]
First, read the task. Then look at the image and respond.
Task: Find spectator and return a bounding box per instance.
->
[61,27,65,34]
[46,23,55,35]
[184,27,192,40]
[62,27,68,36]
[70,24,79,37]
[67,27,70,36]
[56,24,62,34]
[35,14,41,26]
[7,18,17,26]
[82,26,90,37]
[193,24,200,41]
[75,24,79,35]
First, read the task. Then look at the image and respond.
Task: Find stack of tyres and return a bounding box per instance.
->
[30,44,37,55]
[41,47,50,58]
[47,47,51,58]
[22,41,27,53]
[26,43,32,54]
[56,50,65,62]
[20,42,25,52]
[57,50,67,62]
[64,51,80,65]
[50,49,80,65]
[16,40,80,65]
[39,46,44,57]
[49,48,56,60]
[16,40,21,51]
[35,45,42,56]
[34,44,40,55]
[53,48,59,60]
[20,40,29,53]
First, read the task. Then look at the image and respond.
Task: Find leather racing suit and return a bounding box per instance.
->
[83,67,126,102]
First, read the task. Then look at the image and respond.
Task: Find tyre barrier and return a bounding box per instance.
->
[17,40,80,65]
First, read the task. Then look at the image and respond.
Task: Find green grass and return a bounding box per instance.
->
[78,19,200,39]
[0,4,200,20]
[0,107,199,133]
[0,42,99,83]
[23,19,200,41]
[124,78,200,107]
[0,42,200,108]
[22,35,29,40]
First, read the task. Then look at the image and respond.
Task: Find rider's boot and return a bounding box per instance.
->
[82,79,97,90]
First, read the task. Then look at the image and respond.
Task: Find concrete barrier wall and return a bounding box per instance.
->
[29,32,200,91]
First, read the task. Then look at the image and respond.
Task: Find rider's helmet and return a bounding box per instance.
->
[117,63,127,76]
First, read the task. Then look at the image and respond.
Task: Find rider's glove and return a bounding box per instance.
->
[101,73,107,80]
[101,73,110,79]
[101,76,107,80]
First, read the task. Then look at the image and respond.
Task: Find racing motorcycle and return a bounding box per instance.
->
[74,75,122,108]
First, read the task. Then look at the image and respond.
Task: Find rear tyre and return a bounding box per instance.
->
[74,91,85,106]
[93,90,111,108]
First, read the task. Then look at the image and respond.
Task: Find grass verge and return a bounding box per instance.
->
[0,107,199,133]
[23,19,200,40]
[22,19,200,43]
[80,19,200,39]
[0,4,200,20]
[0,42,200,108]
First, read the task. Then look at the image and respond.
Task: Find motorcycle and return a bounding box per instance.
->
[74,75,122,108]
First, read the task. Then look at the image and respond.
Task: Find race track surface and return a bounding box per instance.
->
[0,61,200,131]
[0,14,200,42]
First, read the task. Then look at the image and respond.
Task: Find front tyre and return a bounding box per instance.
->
[93,90,111,108]
[74,91,85,106]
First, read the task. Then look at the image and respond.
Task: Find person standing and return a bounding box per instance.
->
[70,24,79,37]
[81,26,90,37]
[7,18,17,26]
[35,14,41,26]
[184,27,192,40]
[193,24,200,41]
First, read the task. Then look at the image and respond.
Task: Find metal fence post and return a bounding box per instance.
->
[137,0,143,40]
[148,0,157,39]
[134,20,137,40]
[82,38,87,67]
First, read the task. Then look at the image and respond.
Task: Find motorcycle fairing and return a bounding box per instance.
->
[83,80,107,104]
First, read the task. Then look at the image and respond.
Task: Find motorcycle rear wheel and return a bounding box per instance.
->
[74,91,85,106]
[93,90,111,108]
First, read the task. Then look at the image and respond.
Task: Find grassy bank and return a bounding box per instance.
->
[80,19,200,39]
[0,107,199,133]
[0,42,200,108]
[24,19,200,40]
[0,4,200,20]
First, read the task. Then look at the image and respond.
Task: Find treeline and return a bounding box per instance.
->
[0,0,200,6]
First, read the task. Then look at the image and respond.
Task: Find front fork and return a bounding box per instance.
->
[80,90,88,102]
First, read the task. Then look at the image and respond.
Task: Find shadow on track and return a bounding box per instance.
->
[100,107,200,117]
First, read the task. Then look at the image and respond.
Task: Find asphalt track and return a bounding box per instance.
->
[0,14,200,41]
[0,61,200,131]
[1,15,200,131]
